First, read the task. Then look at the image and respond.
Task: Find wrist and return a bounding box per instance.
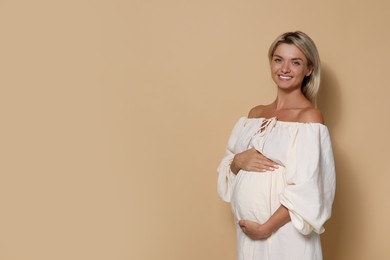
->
[230,155,240,174]
[258,222,273,239]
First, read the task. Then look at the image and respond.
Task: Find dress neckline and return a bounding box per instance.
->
[243,116,326,126]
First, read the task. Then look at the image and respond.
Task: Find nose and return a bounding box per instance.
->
[281,63,290,73]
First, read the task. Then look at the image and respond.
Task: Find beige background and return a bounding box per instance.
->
[1,0,389,259]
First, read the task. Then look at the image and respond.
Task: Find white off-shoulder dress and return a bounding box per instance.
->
[217,117,336,260]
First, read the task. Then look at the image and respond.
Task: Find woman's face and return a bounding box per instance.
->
[270,43,313,91]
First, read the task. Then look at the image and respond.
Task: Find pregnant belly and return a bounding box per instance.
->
[231,168,285,223]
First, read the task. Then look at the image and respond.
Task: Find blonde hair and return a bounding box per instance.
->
[268,31,321,106]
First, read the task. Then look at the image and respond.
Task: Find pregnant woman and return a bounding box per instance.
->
[217,31,336,260]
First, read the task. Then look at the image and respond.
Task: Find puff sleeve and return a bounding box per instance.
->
[217,118,246,202]
[280,124,336,235]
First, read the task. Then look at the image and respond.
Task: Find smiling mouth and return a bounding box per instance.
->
[278,75,292,80]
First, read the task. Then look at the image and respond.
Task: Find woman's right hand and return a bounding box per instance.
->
[230,148,278,174]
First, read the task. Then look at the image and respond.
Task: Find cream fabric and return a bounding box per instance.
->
[217,117,336,260]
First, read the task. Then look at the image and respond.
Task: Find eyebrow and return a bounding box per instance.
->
[273,54,304,61]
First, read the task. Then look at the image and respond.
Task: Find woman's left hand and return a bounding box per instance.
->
[238,220,271,240]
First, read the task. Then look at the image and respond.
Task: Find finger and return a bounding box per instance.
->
[256,159,278,169]
[251,161,273,170]
[250,163,272,172]
[245,163,265,172]
[258,159,279,169]
[259,157,276,164]
[249,167,267,172]
[256,154,277,164]
[264,163,279,170]
[249,161,278,172]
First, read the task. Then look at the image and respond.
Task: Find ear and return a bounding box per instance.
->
[305,66,314,77]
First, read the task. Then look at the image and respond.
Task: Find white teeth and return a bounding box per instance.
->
[279,76,292,79]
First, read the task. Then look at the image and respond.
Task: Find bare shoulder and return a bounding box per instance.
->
[297,107,324,124]
[248,105,269,118]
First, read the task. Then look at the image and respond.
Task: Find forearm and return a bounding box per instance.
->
[263,205,291,235]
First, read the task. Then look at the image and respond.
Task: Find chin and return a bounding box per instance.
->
[276,83,301,91]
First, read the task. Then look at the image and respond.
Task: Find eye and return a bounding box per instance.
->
[273,58,282,63]
[292,61,301,66]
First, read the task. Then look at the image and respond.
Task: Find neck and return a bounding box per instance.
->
[273,88,309,111]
